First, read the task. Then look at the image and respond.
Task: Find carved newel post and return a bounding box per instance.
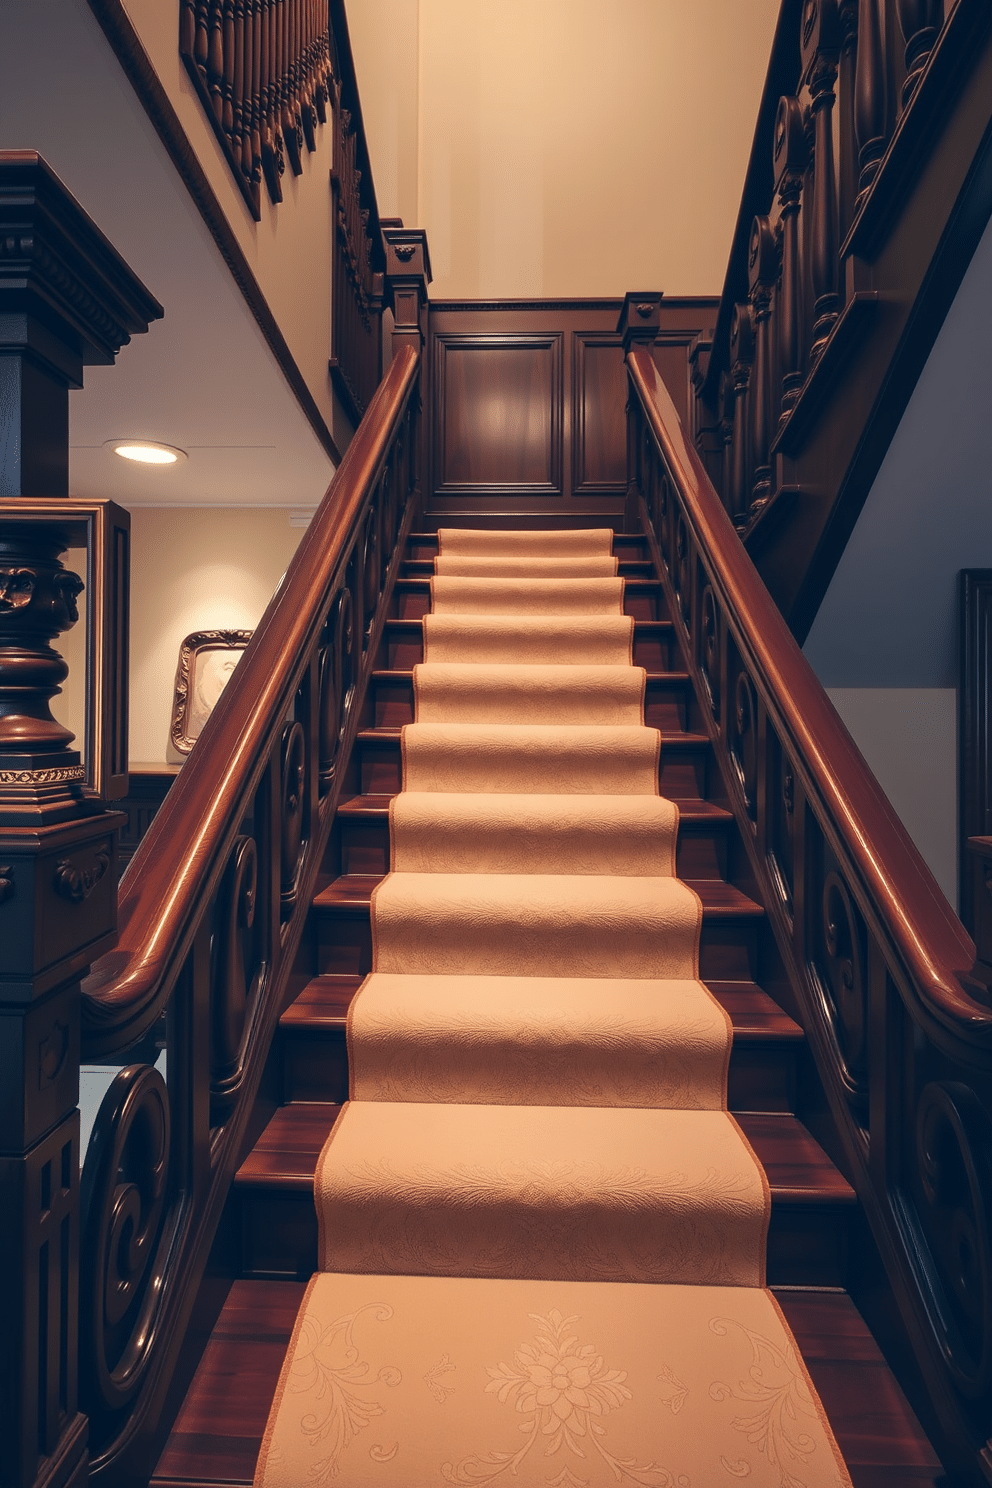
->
[0,153,161,1488]
[383,221,432,511]
[617,292,664,533]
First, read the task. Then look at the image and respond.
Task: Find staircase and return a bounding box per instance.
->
[150,524,943,1488]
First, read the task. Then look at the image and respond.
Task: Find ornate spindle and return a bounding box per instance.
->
[774,96,808,422]
[748,217,777,516]
[282,0,303,175]
[221,0,236,137]
[728,302,754,532]
[194,0,210,74]
[854,0,888,201]
[233,0,248,179]
[838,0,859,244]
[897,0,943,109]
[250,0,263,188]
[180,0,197,58]
[719,372,735,518]
[207,0,225,124]
[802,0,841,361]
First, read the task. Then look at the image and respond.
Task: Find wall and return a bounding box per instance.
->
[127,509,303,763]
[348,0,781,300]
[804,211,992,910]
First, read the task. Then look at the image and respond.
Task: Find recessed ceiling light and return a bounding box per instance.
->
[105,439,188,465]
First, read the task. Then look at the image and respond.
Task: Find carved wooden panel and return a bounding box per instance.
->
[428,302,717,516]
[434,335,562,495]
[573,335,626,494]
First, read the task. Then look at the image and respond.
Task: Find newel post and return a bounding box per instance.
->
[617,292,663,533]
[384,222,432,513]
[0,152,161,1488]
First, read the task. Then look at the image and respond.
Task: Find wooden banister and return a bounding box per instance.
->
[627,342,992,1480]
[696,0,992,637]
[75,331,423,1481]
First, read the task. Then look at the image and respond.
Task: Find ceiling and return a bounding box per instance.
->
[1,0,336,510]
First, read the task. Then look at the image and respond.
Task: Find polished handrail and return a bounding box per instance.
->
[628,347,987,1041]
[81,343,419,1057]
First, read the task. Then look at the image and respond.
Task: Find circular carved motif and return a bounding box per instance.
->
[820,870,868,1103]
[699,586,720,719]
[280,720,307,907]
[80,1064,171,1415]
[729,671,758,818]
[914,1081,992,1396]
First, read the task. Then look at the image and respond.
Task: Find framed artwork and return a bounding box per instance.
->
[170,629,252,755]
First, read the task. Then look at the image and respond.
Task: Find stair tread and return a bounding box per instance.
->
[337,791,731,820]
[372,666,690,683]
[236,1103,851,1204]
[280,973,803,1043]
[313,872,764,916]
[357,725,711,747]
[149,1278,942,1488]
[385,616,674,632]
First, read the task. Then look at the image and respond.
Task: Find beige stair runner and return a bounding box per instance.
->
[255,529,852,1488]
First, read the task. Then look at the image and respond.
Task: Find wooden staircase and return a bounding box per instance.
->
[150,528,945,1488]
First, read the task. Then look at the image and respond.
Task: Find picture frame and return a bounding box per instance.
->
[170,629,252,755]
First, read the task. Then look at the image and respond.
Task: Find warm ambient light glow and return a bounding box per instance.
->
[106,439,187,465]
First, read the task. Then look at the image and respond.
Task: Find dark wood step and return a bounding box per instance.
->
[336,790,732,881]
[406,531,649,559]
[369,666,692,731]
[232,1102,854,1286]
[355,725,711,799]
[402,557,656,579]
[149,1278,943,1488]
[276,973,804,1112]
[393,575,668,621]
[310,871,764,984]
[383,615,676,669]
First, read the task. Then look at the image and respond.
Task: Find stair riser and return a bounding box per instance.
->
[393,583,668,623]
[357,736,709,801]
[313,903,763,984]
[279,1023,800,1113]
[233,1185,850,1287]
[372,674,689,731]
[385,629,676,671]
[337,815,730,880]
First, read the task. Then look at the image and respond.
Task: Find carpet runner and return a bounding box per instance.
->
[255,528,852,1487]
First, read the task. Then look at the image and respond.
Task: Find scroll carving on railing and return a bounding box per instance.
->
[693,0,991,559]
[180,0,333,218]
[625,340,992,1484]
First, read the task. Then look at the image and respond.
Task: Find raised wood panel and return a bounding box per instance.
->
[428,301,717,516]
[573,335,627,493]
[435,335,562,494]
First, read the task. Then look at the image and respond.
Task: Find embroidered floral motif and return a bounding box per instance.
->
[657,1365,689,1415]
[442,1309,681,1487]
[289,1302,401,1481]
[708,1316,832,1488]
[425,1353,457,1403]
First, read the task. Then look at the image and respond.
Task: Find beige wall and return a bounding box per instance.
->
[125,509,303,763]
[349,0,780,299]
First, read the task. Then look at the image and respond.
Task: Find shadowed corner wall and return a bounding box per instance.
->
[804,211,992,912]
[347,0,782,300]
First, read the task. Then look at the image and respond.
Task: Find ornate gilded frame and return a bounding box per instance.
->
[170,629,252,755]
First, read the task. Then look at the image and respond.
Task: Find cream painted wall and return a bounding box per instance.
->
[126,509,303,763]
[349,0,780,299]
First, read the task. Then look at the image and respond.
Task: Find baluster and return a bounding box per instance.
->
[855,0,888,201]
[838,0,859,244]
[728,302,754,532]
[803,0,841,362]
[260,0,283,202]
[180,0,197,58]
[207,0,224,124]
[748,216,777,516]
[283,0,303,174]
[251,0,264,189]
[719,371,735,518]
[897,0,943,109]
[221,0,235,137]
[194,0,210,75]
[300,0,317,153]
[774,96,808,422]
[233,0,248,180]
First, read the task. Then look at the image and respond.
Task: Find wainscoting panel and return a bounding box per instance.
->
[428,300,718,520]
